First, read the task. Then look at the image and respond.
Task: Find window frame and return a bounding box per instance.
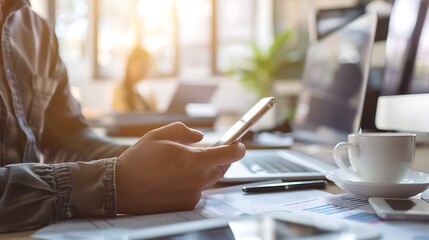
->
[39,0,258,80]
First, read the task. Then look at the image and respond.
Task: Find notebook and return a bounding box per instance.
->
[221,13,377,182]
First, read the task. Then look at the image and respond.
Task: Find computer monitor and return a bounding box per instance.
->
[376,0,429,133]
[308,1,390,44]
[308,6,366,43]
[292,13,377,144]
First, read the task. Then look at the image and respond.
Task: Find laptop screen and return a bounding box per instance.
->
[292,13,377,145]
[166,83,217,113]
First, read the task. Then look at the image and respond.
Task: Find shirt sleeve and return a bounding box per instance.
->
[0,158,117,233]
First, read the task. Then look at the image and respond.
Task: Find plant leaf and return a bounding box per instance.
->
[268,29,293,60]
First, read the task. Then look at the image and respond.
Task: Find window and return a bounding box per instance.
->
[30,0,305,83]
[98,0,136,78]
[177,0,212,78]
[56,0,91,84]
[216,0,256,73]
[138,0,177,77]
[273,0,310,79]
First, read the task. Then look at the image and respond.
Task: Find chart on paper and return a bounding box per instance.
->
[297,195,382,224]
[265,193,429,240]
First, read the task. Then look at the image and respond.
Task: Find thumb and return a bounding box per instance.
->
[148,122,204,144]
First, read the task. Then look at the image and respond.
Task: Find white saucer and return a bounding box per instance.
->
[326,169,429,198]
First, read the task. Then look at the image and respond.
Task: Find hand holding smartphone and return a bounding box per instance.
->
[212,97,276,146]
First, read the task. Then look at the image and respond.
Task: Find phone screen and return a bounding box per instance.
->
[370,197,429,221]
[213,97,276,146]
[385,199,417,211]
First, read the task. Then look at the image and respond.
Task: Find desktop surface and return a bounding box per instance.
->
[3,144,429,239]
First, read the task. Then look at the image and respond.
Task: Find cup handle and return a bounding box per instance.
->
[333,142,359,177]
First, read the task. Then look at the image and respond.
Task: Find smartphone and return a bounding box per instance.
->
[369,197,429,221]
[212,97,276,146]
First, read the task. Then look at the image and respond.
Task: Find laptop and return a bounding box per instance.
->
[165,83,218,113]
[221,13,377,182]
[94,83,218,136]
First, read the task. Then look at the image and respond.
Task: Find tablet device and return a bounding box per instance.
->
[126,212,381,240]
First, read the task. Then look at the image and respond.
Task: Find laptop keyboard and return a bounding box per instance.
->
[241,155,317,173]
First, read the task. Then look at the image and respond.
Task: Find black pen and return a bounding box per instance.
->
[242,180,326,193]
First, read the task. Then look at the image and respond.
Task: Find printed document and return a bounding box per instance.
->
[34,181,330,240]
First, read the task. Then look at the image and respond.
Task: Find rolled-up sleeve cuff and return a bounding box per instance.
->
[53,158,117,221]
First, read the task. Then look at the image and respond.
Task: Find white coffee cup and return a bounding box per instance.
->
[333,133,416,183]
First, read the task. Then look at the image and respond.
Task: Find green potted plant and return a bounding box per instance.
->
[228,29,297,98]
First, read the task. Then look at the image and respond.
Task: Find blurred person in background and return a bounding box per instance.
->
[112,46,158,112]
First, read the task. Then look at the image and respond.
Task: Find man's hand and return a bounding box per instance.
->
[115,122,246,214]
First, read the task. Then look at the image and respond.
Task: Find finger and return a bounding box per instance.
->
[203,166,224,188]
[193,143,246,167]
[220,164,231,175]
[147,122,204,144]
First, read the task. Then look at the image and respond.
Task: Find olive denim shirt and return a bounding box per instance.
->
[0,0,128,232]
